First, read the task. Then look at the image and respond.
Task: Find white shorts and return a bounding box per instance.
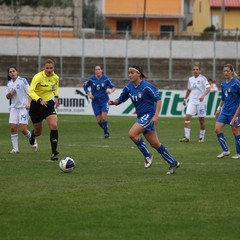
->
[9,108,29,124]
[186,102,207,117]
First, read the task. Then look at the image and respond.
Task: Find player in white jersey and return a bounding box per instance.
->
[6,66,38,153]
[179,65,210,143]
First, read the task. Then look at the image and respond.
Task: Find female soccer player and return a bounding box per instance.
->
[108,65,180,174]
[179,65,210,143]
[6,66,37,153]
[215,64,240,159]
[84,65,115,138]
[28,58,59,160]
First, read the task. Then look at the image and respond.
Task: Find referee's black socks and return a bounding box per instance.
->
[50,130,58,154]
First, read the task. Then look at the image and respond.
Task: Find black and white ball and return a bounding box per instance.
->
[59,157,75,173]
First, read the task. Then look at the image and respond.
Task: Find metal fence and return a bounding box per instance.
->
[0,27,240,88]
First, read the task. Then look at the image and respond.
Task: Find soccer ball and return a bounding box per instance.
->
[59,157,75,173]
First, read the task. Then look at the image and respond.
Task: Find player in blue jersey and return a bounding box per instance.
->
[215,64,240,159]
[84,65,115,138]
[108,65,180,174]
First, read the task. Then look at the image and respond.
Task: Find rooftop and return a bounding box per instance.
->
[210,0,240,7]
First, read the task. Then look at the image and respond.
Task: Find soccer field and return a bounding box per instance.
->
[0,114,239,240]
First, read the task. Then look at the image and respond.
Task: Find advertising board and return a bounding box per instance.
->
[0,87,221,117]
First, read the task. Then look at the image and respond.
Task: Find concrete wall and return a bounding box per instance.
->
[0,37,239,59]
[0,37,239,89]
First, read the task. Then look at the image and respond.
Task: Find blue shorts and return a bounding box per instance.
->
[92,99,109,116]
[217,112,240,127]
[137,114,156,134]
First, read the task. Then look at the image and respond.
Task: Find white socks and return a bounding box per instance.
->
[11,133,19,151]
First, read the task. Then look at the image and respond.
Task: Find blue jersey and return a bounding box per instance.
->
[117,80,161,118]
[83,74,115,101]
[221,77,240,116]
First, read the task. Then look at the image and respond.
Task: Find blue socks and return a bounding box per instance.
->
[101,120,108,135]
[98,122,103,129]
[134,139,178,165]
[235,135,240,154]
[217,133,229,152]
[157,144,177,166]
[135,138,151,158]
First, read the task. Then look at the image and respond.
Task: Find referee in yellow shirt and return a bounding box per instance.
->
[28,58,60,160]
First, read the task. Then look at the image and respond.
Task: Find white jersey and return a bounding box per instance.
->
[187,74,210,104]
[6,76,29,108]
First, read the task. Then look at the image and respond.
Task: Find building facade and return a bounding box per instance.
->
[102,0,193,36]
[188,0,240,35]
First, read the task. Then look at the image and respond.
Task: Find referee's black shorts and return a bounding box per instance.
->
[29,99,57,124]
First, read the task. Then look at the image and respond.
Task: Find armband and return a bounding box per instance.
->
[54,96,58,98]
[217,106,221,111]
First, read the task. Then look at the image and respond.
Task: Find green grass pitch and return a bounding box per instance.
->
[0,114,240,240]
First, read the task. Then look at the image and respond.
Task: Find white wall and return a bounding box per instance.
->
[0,37,239,59]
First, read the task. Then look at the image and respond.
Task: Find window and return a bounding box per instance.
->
[117,21,132,32]
[160,25,175,34]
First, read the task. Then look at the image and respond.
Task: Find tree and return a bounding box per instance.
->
[82,0,109,30]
